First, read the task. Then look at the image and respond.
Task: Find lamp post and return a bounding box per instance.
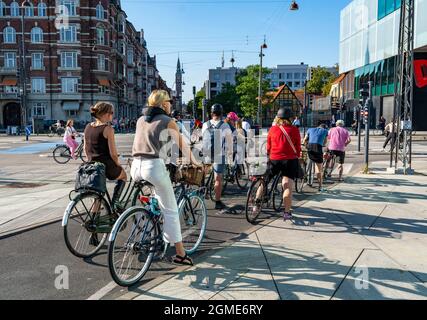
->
[257,39,267,127]
[20,1,31,132]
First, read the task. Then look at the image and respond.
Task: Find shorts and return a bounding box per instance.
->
[213,163,225,175]
[270,159,299,180]
[330,150,346,164]
[307,143,324,164]
[93,157,122,180]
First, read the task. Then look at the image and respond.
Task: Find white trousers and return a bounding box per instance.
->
[131,158,182,245]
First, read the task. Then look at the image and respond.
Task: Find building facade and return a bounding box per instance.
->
[267,64,308,91]
[0,0,169,130]
[208,66,239,98]
[339,0,427,130]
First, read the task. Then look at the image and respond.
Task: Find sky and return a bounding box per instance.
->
[121,0,351,102]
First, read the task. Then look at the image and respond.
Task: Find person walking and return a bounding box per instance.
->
[84,102,127,214]
[379,116,386,135]
[267,108,301,220]
[131,90,201,266]
[202,104,234,211]
[303,122,329,192]
[292,116,301,128]
[64,119,80,160]
[326,119,351,182]
[383,121,397,152]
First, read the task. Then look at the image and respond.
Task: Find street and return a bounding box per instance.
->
[1,133,425,300]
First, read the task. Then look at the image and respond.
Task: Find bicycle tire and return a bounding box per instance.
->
[208,172,216,202]
[245,179,266,224]
[236,163,249,190]
[307,159,314,186]
[79,148,88,163]
[63,193,110,258]
[108,207,156,287]
[53,145,71,164]
[272,175,283,212]
[178,194,207,255]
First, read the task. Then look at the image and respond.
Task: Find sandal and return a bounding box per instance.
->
[173,253,194,266]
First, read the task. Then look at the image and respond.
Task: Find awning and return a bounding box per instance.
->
[98,78,110,86]
[63,102,80,111]
[1,78,18,86]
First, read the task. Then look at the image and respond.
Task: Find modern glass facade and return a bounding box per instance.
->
[378,0,401,20]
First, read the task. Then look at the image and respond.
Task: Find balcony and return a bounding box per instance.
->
[0,92,19,100]
[0,67,18,76]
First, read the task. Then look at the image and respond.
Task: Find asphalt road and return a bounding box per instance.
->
[0,133,422,300]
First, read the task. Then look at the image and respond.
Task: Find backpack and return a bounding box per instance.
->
[207,120,225,159]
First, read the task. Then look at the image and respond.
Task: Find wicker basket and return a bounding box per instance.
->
[180,165,205,186]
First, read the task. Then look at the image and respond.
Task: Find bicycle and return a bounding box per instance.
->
[222,160,250,192]
[245,162,283,224]
[62,160,152,259]
[107,183,207,287]
[53,136,87,164]
[323,150,337,179]
[190,128,202,144]
[48,125,65,137]
[294,149,308,193]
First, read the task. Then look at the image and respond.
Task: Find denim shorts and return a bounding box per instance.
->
[212,155,226,174]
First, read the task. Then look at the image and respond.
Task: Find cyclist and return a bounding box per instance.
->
[84,102,127,212]
[171,110,191,143]
[64,119,80,160]
[235,119,248,165]
[267,108,301,220]
[326,119,351,182]
[202,104,234,211]
[303,122,329,192]
[131,90,201,266]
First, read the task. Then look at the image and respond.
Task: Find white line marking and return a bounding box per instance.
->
[87,281,118,300]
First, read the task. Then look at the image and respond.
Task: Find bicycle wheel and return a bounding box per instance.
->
[53,145,71,164]
[295,163,306,194]
[208,172,216,202]
[179,194,207,255]
[245,179,266,224]
[272,175,284,212]
[63,193,110,258]
[307,159,314,187]
[236,163,249,190]
[79,148,88,163]
[131,183,155,207]
[108,207,156,287]
[222,165,229,194]
[324,157,335,179]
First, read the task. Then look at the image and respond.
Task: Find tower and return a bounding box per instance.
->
[175,58,183,112]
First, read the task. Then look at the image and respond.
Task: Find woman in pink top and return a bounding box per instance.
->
[326,120,351,181]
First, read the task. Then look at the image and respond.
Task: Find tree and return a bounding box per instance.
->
[235,65,271,120]
[307,66,336,96]
[211,83,240,115]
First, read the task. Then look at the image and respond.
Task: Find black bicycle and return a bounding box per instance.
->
[62,172,152,259]
[53,137,87,164]
[323,150,337,179]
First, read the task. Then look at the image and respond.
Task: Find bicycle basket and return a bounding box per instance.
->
[75,162,107,194]
[248,161,268,177]
[180,165,205,186]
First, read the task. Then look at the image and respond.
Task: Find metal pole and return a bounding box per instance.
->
[303,80,307,136]
[21,4,27,133]
[257,45,263,127]
[357,105,362,152]
[364,81,373,173]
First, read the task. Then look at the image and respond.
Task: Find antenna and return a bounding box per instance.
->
[222,51,225,68]
[230,50,235,67]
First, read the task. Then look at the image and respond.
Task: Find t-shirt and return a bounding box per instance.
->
[328,127,350,152]
[306,127,328,146]
[202,119,233,162]
[242,121,251,132]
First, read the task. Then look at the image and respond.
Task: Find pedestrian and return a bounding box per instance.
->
[64,119,80,160]
[326,119,351,182]
[303,122,329,192]
[131,90,201,266]
[242,117,251,132]
[352,120,358,136]
[235,119,248,165]
[202,104,234,211]
[383,121,397,152]
[292,116,301,128]
[267,108,301,220]
[379,116,386,135]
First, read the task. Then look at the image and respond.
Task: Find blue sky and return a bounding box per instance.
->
[121,0,351,102]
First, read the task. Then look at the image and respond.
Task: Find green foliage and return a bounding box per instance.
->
[307,66,336,96]
[211,83,240,115]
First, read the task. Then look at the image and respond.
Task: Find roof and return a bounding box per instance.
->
[332,73,346,85]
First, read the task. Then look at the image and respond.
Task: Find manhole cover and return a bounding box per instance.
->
[0,182,47,189]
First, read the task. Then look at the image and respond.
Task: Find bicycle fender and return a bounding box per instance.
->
[62,200,76,227]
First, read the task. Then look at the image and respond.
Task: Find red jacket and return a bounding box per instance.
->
[267,125,301,161]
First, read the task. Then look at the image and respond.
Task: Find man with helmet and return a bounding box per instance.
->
[202,104,234,210]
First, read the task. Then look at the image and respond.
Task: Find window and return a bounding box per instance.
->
[31,78,46,93]
[98,54,106,70]
[302,73,307,80]
[31,27,43,43]
[214,73,220,81]
[61,77,78,93]
[61,0,76,16]
[295,81,301,87]
[32,53,43,69]
[96,4,104,19]
[0,2,5,16]
[61,52,78,68]
[378,0,401,20]
[118,16,125,33]
[128,71,134,84]
[32,103,46,117]
[10,2,19,16]
[96,27,105,45]
[294,73,300,79]
[60,25,77,42]
[3,27,16,43]
[38,3,47,17]
[25,3,34,17]
[286,73,293,79]
[4,52,16,68]
[127,48,134,65]
[286,81,292,87]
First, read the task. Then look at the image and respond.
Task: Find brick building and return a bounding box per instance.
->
[0,0,169,130]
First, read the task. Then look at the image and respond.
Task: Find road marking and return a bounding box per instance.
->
[87,281,118,300]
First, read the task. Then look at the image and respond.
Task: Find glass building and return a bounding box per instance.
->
[339,0,427,130]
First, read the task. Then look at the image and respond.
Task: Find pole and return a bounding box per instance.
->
[20,5,27,133]
[357,105,362,152]
[363,81,373,173]
[303,80,307,136]
[257,45,263,127]
[192,86,196,119]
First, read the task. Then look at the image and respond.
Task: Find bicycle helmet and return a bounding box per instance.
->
[276,107,292,120]
[211,104,223,116]
[227,112,239,122]
[171,110,182,119]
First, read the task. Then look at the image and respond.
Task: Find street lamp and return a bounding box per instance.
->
[20,1,31,131]
[257,39,267,127]
[290,1,299,11]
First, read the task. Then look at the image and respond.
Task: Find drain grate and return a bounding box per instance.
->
[0,182,47,189]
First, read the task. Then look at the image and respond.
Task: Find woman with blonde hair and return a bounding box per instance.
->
[84,102,127,214]
[131,89,201,266]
